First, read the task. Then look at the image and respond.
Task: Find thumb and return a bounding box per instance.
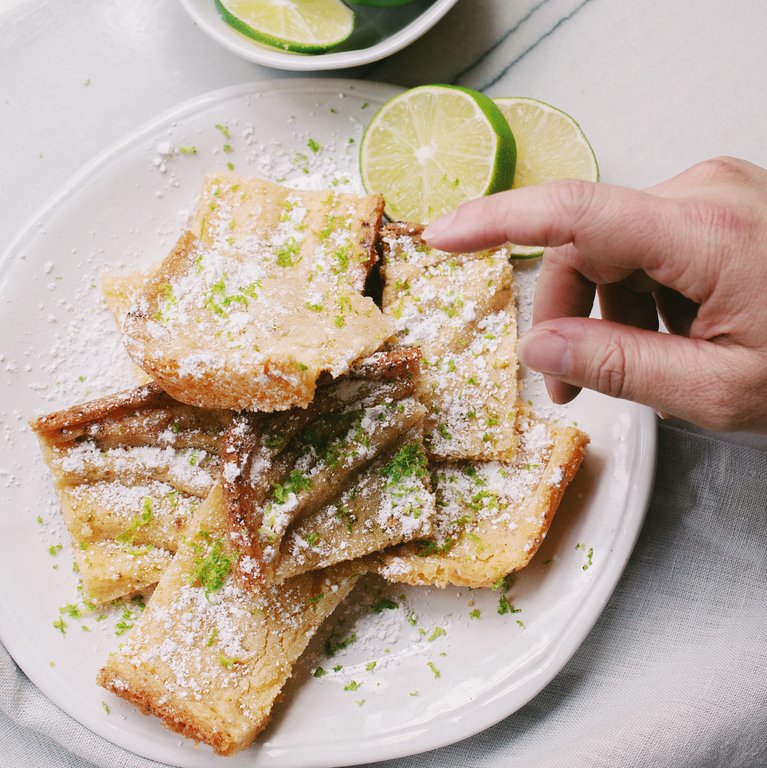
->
[517,318,747,431]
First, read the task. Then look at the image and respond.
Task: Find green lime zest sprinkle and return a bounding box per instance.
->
[223,143,233,153]
[53,617,67,636]
[427,661,441,679]
[407,611,417,626]
[215,123,231,139]
[492,574,512,593]
[306,592,325,605]
[307,137,321,153]
[344,680,361,691]
[365,661,377,672]
[206,628,219,647]
[437,423,452,441]
[178,145,197,155]
[381,443,428,486]
[498,594,521,616]
[48,544,63,556]
[304,531,320,548]
[325,633,357,657]
[333,664,342,672]
[517,619,525,629]
[428,626,446,642]
[36,516,44,525]
[272,470,312,504]
[576,543,594,570]
[313,667,327,677]
[409,691,419,696]
[219,653,242,669]
[60,603,82,619]
[275,237,300,267]
[306,301,324,312]
[116,498,154,545]
[332,244,351,273]
[114,603,144,636]
[102,701,110,715]
[440,297,464,318]
[371,597,398,613]
[190,535,233,598]
[226,161,234,171]
[469,609,481,620]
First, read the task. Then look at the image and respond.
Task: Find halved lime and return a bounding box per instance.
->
[216,0,355,53]
[494,97,599,258]
[360,85,516,224]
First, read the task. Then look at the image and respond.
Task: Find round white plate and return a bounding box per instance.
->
[179,0,461,71]
[0,79,656,767]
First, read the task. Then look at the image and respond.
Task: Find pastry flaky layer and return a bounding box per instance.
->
[373,415,589,589]
[221,347,437,585]
[380,222,519,462]
[30,384,232,604]
[97,484,361,756]
[121,174,394,412]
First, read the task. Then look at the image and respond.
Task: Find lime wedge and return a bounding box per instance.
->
[494,97,599,258]
[360,85,516,224]
[215,0,355,53]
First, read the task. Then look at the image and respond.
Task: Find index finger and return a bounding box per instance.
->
[422,180,686,274]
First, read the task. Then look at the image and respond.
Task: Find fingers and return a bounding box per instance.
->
[517,317,756,431]
[653,287,699,336]
[422,180,687,275]
[532,247,597,326]
[597,282,660,332]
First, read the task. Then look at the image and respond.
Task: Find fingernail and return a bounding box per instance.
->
[518,330,571,377]
[422,210,455,242]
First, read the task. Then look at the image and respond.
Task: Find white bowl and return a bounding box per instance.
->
[178,0,461,71]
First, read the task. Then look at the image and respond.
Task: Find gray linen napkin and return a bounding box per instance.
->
[2,422,766,768]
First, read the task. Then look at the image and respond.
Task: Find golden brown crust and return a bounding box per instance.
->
[29,383,170,436]
[31,386,230,603]
[379,223,519,461]
[374,421,589,589]
[122,176,393,412]
[221,352,430,583]
[522,427,589,565]
[346,347,422,382]
[97,667,263,756]
[97,485,360,756]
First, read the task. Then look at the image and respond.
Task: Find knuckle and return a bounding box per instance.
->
[691,156,748,183]
[548,179,598,237]
[588,332,630,399]
[682,198,756,238]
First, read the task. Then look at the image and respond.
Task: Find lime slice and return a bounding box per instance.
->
[494,97,599,258]
[215,0,355,53]
[360,85,516,224]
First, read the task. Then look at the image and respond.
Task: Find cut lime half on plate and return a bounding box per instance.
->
[494,97,599,258]
[216,0,355,53]
[360,85,516,223]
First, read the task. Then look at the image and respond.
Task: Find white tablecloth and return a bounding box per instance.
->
[2,1,766,765]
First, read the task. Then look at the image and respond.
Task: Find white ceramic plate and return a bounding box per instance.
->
[0,79,656,767]
[179,0,461,70]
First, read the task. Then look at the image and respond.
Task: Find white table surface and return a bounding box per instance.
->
[2,1,767,766]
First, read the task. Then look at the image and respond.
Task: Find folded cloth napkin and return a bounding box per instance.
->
[2,421,766,768]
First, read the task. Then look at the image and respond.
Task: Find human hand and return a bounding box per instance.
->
[422,157,767,432]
